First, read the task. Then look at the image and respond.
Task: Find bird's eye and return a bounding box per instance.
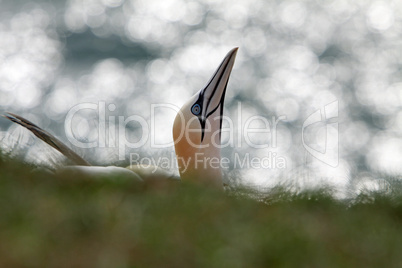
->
[191,104,201,115]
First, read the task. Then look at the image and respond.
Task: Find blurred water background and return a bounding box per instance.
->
[0,0,401,197]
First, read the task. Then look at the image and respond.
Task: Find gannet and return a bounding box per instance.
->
[3,48,238,188]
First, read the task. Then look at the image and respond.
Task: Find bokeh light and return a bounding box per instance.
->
[0,0,401,196]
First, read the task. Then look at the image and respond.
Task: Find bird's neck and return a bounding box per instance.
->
[174,109,223,188]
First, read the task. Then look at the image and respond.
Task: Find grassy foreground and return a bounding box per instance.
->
[0,156,401,268]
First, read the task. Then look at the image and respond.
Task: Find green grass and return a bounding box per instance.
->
[0,154,402,267]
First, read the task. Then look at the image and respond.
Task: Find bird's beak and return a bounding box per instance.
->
[199,47,238,121]
[195,47,238,141]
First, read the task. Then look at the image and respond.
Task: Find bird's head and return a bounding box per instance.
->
[173,48,238,187]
